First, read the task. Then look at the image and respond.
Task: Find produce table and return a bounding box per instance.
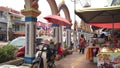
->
[97,52,120,68]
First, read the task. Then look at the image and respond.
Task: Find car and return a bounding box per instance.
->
[9,36,43,47]
[9,36,43,57]
[9,37,25,47]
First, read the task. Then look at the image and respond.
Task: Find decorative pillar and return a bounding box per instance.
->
[21,0,41,64]
[59,26,63,44]
[52,24,59,44]
[66,26,71,46]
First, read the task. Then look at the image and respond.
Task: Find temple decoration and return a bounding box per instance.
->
[21,0,41,17]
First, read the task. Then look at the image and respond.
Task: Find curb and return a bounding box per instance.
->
[0,58,24,66]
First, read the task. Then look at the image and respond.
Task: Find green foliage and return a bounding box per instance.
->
[0,44,17,63]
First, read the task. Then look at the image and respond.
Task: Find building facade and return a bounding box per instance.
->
[0,6,25,41]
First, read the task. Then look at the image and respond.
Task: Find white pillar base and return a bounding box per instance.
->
[24,22,36,64]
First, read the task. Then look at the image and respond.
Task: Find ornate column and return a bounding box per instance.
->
[66,26,71,46]
[21,0,41,64]
[59,26,63,44]
[52,24,59,44]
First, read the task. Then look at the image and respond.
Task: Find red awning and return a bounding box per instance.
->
[89,22,120,29]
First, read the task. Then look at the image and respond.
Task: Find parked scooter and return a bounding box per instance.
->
[31,43,56,68]
[31,44,46,68]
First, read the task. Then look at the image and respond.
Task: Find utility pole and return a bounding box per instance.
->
[7,12,10,41]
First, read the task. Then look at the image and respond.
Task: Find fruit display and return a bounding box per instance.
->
[113,48,120,53]
[98,47,120,68]
[100,47,113,52]
[100,47,120,53]
[98,54,111,62]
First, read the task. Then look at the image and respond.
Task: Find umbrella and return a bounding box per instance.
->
[44,15,72,26]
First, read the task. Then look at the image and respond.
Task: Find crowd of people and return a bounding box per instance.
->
[91,31,120,48]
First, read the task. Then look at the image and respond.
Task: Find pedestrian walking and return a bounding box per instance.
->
[79,34,86,54]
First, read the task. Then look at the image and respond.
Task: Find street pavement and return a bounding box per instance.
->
[55,51,97,68]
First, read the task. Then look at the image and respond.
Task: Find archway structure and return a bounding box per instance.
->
[58,1,71,22]
[47,0,58,14]
[57,1,72,46]
[47,0,72,45]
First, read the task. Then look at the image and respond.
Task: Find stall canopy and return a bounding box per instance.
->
[89,23,120,29]
[75,6,120,28]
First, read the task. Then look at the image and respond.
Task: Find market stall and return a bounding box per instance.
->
[97,47,120,68]
[75,6,120,66]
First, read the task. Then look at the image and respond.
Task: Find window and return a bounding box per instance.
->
[0,11,3,17]
[13,25,20,31]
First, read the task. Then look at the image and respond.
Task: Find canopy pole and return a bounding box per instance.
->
[111,15,114,48]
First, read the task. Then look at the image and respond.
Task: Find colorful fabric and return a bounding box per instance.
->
[79,38,86,48]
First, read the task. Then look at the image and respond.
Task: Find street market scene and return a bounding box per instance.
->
[0,0,120,68]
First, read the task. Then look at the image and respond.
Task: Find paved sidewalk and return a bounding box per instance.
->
[55,52,97,68]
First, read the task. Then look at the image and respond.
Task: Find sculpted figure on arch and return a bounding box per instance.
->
[24,0,39,10]
[31,0,39,10]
